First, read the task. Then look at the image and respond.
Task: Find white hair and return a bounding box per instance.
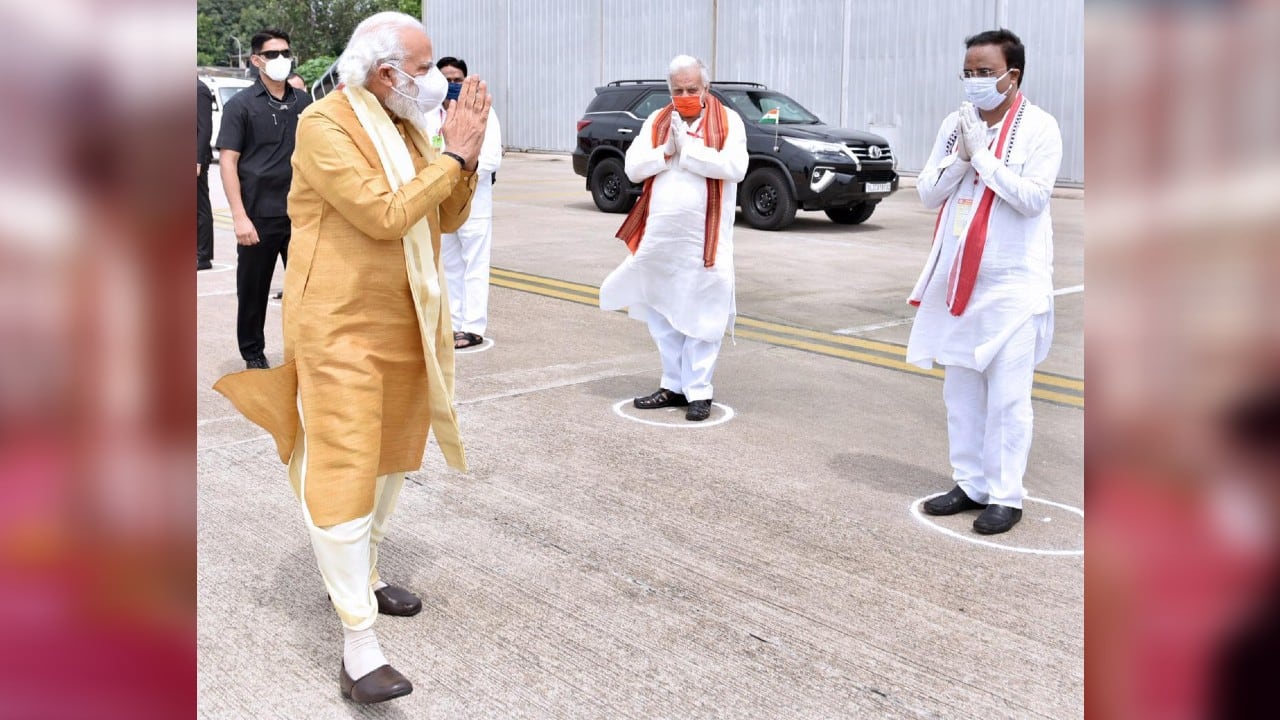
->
[667,54,710,93]
[337,11,425,88]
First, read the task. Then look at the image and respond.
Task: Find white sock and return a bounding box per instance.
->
[343,626,388,681]
[372,580,388,591]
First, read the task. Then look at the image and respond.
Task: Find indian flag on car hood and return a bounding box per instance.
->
[759,107,780,124]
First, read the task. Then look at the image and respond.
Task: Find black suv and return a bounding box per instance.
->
[573,80,898,230]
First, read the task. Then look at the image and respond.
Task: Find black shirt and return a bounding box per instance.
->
[215,79,312,219]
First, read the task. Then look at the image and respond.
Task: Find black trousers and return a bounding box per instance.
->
[196,164,213,263]
[236,215,290,361]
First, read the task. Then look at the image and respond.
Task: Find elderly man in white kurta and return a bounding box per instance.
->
[599,55,747,422]
[908,29,1063,535]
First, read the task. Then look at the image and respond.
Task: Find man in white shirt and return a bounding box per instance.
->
[429,56,503,349]
[599,55,748,421]
[908,29,1063,534]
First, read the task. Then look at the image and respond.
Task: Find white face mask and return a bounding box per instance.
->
[264,56,293,83]
[962,69,1014,111]
[389,65,448,113]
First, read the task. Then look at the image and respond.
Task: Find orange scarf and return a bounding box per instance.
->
[615,95,729,267]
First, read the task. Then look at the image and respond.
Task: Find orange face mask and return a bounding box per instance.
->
[672,95,702,116]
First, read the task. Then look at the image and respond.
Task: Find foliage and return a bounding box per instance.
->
[296,56,338,85]
[196,0,423,67]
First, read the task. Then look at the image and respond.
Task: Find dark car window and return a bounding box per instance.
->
[631,90,672,119]
[718,90,821,125]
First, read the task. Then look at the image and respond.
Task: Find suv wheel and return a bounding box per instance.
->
[589,157,636,213]
[824,202,877,225]
[739,167,797,231]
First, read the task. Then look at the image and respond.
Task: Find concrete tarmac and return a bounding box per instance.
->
[198,153,1082,718]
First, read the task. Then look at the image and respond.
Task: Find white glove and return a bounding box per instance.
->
[959,104,987,161]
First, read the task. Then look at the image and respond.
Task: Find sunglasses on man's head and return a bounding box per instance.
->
[257,49,292,60]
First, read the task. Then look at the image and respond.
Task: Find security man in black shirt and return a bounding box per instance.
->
[216,28,311,369]
[197,78,214,271]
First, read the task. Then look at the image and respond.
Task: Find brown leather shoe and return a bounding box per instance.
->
[340,662,412,704]
[375,584,423,617]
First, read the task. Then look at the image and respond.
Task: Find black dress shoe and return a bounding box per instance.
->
[245,356,269,370]
[340,662,412,704]
[634,388,688,409]
[686,399,712,421]
[922,486,987,516]
[197,259,213,271]
[375,584,422,617]
[973,504,1023,534]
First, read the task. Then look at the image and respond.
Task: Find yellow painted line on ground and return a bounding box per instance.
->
[490,268,601,295]
[490,268,1083,398]
[489,277,598,306]
[491,267,1083,408]
[733,328,946,379]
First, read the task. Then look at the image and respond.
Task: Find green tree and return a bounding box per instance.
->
[198,0,424,68]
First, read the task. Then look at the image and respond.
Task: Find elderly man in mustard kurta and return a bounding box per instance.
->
[213,11,491,705]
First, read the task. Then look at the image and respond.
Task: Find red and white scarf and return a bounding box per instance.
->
[615,95,730,268]
[911,93,1026,316]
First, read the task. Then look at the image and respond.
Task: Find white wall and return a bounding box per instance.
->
[425,0,1083,183]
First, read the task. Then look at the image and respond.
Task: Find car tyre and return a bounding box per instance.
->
[739,167,797,231]
[589,156,637,213]
[824,202,877,225]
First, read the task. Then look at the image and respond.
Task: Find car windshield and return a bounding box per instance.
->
[718,90,821,125]
[218,86,246,106]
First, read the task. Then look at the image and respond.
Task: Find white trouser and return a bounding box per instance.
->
[646,312,722,402]
[441,217,493,336]
[289,400,406,630]
[942,318,1037,509]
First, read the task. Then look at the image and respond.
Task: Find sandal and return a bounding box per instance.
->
[454,332,483,349]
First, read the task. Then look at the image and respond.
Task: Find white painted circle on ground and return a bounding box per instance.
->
[455,337,495,354]
[611,398,735,428]
[909,493,1083,556]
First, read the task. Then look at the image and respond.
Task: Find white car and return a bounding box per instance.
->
[200,75,255,162]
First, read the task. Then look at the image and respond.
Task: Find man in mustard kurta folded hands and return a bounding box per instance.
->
[214,11,490,705]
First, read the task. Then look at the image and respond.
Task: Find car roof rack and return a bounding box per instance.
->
[605,79,768,89]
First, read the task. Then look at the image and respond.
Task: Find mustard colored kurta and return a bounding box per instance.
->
[214,90,477,526]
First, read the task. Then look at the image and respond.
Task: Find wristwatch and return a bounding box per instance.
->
[442,151,466,169]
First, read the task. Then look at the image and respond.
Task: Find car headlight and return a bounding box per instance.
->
[783,138,850,158]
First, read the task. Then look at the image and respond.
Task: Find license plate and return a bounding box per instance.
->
[866,181,892,193]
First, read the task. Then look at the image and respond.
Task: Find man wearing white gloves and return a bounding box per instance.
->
[599,55,748,422]
[908,29,1063,534]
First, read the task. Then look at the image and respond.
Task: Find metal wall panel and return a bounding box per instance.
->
[839,0,994,175]
[713,0,847,126]
[425,0,510,135]
[1005,0,1085,182]
[601,0,715,83]
[424,0,1084,183]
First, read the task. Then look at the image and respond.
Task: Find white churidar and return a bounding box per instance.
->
[436,108,501,336]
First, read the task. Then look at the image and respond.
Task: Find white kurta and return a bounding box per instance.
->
[905,100,1063,372]
[599,108,748,342]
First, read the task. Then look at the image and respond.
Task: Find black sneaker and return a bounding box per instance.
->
[686,399,712,421]
[245,356,270,370]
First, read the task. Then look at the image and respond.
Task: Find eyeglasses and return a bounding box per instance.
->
[959,68,1007,80]
[257,49,292,60]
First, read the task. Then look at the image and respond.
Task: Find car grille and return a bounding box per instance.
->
[843,144,896,181]
[845,144,894,163]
